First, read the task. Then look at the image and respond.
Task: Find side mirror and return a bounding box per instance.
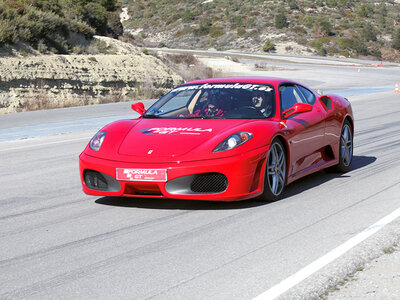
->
[283,103,313,118]
[131,102,146,116]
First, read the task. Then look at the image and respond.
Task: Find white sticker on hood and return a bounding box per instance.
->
[140,127,213,135]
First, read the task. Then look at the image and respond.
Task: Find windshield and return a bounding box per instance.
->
[144,83,276,119]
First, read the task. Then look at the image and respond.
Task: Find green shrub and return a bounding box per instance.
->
[32,0,62,14]
[37,39,47,53]
[352,37,368,55]
[275,12,288,29]
[183,9,195,22]
[210,26,224,38]
[263,38,275,52]
[88,39,110,54]
[106,11,123,38]
[69,20,95,39]
[392,28,400,50]
[0,0,119,51]
[336,37,353,50]
[175,26,193,37]
[230,15,243,28]
[361,24,377,42]
[310,39,327,55]
[303,16,314,28]
[237,28,246,36]
[316,18,333,36]
[194,19,211,36]
[296,37,308,45]
[0,19,17,45]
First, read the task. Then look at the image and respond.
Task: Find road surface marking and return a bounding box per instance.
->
[253,206,400,300]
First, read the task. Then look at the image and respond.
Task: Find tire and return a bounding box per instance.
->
[332,120,353,173]
[258,139,287,202]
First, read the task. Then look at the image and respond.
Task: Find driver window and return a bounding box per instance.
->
[280,85,307,112]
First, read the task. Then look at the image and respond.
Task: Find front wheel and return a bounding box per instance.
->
[333,120,353,173]
[258,139,287,202]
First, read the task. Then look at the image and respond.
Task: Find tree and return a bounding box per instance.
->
[84,2,108,34]
[99,0,118,11]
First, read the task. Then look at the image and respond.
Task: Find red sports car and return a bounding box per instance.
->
[79,77,353,201]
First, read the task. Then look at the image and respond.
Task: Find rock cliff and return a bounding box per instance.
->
[0,37,183,114]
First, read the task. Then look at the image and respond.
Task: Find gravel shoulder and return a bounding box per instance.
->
[326,244,400,299]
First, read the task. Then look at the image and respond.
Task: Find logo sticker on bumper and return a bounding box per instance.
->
[116,168,167,182]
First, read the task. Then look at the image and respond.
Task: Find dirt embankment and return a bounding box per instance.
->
[0,37,183,114]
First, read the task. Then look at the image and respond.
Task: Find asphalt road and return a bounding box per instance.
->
[1,59,400,299]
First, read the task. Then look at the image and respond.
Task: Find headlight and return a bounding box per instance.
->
[213,132,253,152]
[89,131,106,151]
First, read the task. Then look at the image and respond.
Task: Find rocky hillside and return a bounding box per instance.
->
[0,0,122,54]
[122,0,400,61]
[0,37,183,114]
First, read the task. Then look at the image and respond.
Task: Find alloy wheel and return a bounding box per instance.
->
[340,124,353,167]
[267,141,286,196]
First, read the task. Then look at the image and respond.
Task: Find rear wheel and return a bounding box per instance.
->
[258,139,286,202]
[333,120,353,173]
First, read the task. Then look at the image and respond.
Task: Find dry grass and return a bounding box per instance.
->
[16,83,167,112]
[163,53,198,65]
[155,52,221,82]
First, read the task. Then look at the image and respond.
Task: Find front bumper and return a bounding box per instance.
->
[79,147,268,201]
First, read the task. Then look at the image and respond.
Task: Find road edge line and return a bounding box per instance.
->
[253,206,400,300]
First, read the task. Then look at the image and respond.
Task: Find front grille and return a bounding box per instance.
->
[190,173,228,193]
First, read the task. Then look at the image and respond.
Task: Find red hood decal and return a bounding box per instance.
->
[118,119,249,158]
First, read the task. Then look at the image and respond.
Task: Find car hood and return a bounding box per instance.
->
[118,118,250,158]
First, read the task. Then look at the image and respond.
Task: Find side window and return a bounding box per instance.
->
[280,85,307,112]
[297,85,316,105]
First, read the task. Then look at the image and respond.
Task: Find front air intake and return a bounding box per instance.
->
[190,173,228,193]
[83,170,120,191]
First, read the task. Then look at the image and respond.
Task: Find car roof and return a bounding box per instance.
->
[184,77,298,86]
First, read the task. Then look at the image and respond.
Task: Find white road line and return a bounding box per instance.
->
[0,137,88,152]
[253,206,400,300]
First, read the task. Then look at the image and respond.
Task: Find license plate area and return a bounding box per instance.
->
[116,168,167,182]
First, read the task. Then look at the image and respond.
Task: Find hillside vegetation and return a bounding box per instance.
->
[123,0,400,61]
[0,0,123,54]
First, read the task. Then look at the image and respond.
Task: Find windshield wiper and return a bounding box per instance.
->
[143,114,163,119]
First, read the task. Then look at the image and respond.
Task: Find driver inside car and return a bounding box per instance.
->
[186,94,226,118]
[252,91,273,117]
